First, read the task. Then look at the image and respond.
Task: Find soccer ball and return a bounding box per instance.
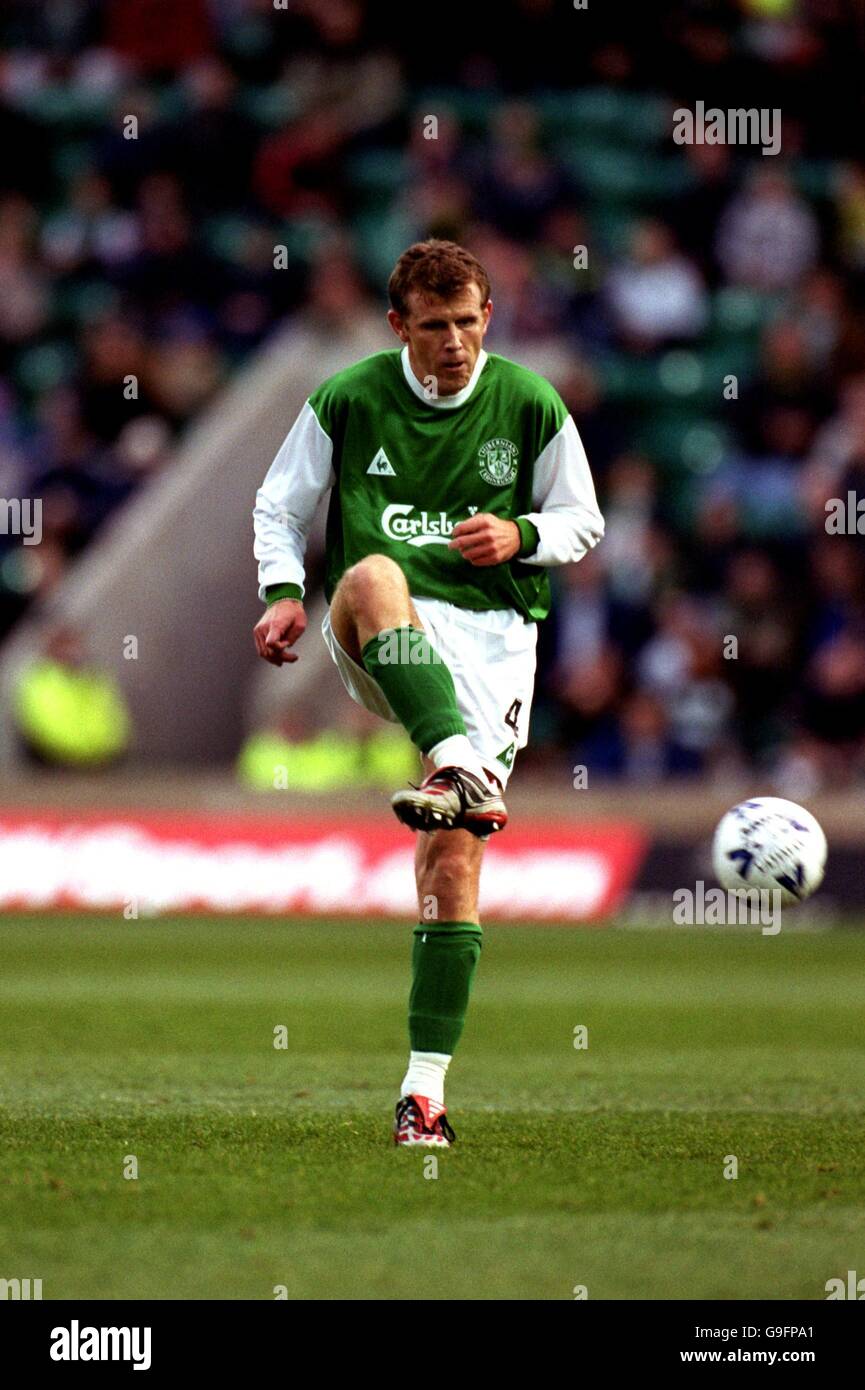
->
[712,797,827,907]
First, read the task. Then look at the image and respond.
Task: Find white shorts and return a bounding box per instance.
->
[321,597,537,787]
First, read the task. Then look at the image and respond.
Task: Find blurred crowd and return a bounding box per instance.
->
[1,0,865,788]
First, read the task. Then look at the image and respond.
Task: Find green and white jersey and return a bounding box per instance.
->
[254,345,604,622]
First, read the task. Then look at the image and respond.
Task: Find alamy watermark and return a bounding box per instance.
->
[376,626,443,665]
[50,1322,151,1370]
[825,492,865,534]
[0,498,41,545]
[826,1270,865,1299]
[1,1277,42,1299]
[673,102,781,157]
[673,881,782,935]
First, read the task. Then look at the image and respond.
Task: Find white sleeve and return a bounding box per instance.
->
[254,400,336,600]
[518,414,604,566]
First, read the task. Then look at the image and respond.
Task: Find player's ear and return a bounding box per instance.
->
[482,299,492,330]
[386,308,407,341]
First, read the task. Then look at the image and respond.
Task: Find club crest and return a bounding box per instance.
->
[478,438,518,487]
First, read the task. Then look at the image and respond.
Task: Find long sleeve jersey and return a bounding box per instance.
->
[254,345,604,622]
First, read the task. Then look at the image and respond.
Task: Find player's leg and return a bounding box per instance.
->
[329,555,506,832]
[392,598,531,837]
[329,552,422,661]
[394,760,487,1146]
[414,824,484,923]
[393,608,533,1142]
[407,828,484,1095]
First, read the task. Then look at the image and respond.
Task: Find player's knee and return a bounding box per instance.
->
[340,554,406,614]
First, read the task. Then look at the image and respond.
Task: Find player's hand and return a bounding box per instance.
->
[253,598,307,665]
[449,513,521,566]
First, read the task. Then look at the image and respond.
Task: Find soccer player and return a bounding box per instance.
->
[253,240,604,1146]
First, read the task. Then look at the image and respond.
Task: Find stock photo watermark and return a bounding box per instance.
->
[376,626,443,665]
[50,1323,151,1370]
[825,492,865,534]
[0,498,41,546]
[672,102,781,157]
[825,1270,865,1299]
[0,1277,43,1300]
[673,882,782,934]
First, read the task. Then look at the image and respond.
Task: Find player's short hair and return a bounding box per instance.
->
[388,239,491,318]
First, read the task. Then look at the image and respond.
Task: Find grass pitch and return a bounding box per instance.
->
[1,915,863,1300]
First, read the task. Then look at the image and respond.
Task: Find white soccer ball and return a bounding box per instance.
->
[712,797,827,907]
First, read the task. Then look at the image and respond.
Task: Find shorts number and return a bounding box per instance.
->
[505,698,523,737]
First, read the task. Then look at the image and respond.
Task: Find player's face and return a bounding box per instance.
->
[388,284,492,396]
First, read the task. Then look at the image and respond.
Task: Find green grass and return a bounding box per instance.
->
[1,916,864,1299]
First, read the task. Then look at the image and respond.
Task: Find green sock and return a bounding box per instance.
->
[408,920,483,1053]
[361,626,466,753]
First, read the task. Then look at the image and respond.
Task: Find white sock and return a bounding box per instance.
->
[427,734,488,783]
[400,1050,452,1105]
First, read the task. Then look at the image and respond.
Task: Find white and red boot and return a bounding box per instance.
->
[391,765,507,836]
[393,1094,456,1147]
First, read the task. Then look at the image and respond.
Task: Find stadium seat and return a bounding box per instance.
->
[413,88,499,135]
[539,88,670,147]
[561,143,690,202]
[239,83,301,129]
[13,341,77,396]
[354,209,415,289]
[636,412,732,477]
[346,149,409,202]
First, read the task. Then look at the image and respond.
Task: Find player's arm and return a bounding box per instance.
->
[448,513,523,565]
[510,413,604,566]
[253,400,335,666]
[449,414,604,568]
